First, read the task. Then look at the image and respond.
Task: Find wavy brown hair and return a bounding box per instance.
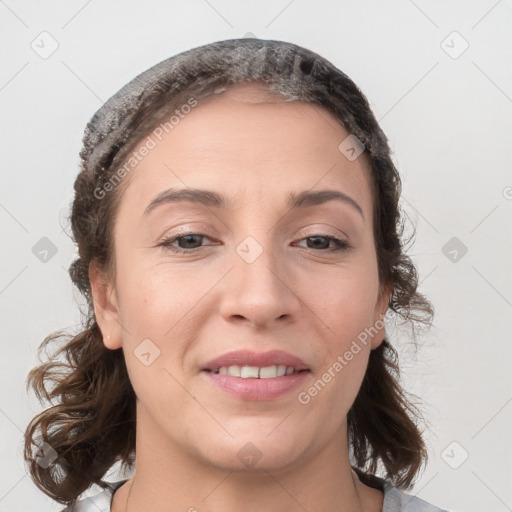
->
[24,38,434,506]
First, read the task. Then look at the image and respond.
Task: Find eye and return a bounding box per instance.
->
[159,232,215,253]
[294,235,350,252]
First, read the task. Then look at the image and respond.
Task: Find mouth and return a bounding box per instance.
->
[201,350,311,401]
[205,365,309,378]
[202,349,310,373]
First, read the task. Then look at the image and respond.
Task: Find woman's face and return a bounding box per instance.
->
[91,83,390,472]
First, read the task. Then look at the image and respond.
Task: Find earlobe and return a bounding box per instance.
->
[89,259,122,350]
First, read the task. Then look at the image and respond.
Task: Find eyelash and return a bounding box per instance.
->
[158,232,351,254]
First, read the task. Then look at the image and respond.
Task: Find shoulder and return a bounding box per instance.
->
[58,480,127,512]
[381,481,450,512]
[353,467,450,512]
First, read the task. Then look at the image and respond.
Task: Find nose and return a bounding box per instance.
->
[218,240,302,332]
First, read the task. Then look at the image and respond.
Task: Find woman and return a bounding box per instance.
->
[24,38,448,512]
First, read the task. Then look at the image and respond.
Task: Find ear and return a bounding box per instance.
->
[370,282,392,350]
[89,259,122,350]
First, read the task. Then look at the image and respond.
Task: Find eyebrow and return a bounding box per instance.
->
[143,187,364,219]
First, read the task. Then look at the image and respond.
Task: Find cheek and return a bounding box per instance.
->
[305,262,380,346]
[117,265,196,414]
[297,276,376,425]
[297,255,380,413]
[116,256,209,335]
[115,260,218,391]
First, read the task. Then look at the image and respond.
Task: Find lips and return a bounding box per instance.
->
[201,350,311,400]
[202,349,310,373]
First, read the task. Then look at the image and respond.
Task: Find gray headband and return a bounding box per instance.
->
[80,38,388,181]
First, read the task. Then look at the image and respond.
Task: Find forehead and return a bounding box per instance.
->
[117,82,372,215]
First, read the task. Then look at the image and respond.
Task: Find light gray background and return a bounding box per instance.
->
[1,1,511,511]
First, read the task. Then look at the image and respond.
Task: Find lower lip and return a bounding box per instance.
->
[202,370,310,401]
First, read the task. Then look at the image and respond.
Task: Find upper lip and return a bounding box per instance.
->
[202,350,309,372]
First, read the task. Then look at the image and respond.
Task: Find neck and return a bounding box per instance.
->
[117,407,382,512]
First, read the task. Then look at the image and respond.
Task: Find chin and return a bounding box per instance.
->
[194,428,308,473]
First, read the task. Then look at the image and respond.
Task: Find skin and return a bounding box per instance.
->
[90,82,391,512]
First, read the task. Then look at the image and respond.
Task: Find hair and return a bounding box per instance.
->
[24,38,434,506]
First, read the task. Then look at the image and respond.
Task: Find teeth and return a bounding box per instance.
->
[240,366,259,378]
[227,365,241,376]
[259,365,278,378]
[213,365,299,378]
